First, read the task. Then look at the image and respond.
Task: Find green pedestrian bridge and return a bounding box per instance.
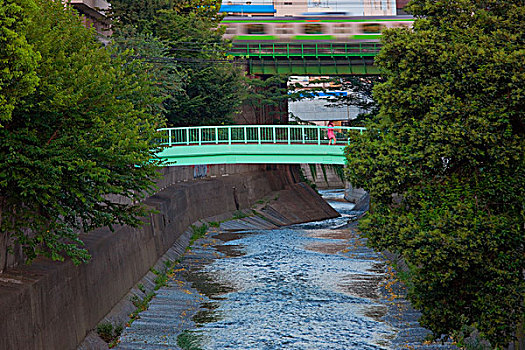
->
[156,125,365,166]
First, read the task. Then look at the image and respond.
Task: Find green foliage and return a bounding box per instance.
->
[164,63,244,126]
[96,322,122,344]
[128,291,156,325]
[109,0,174,34]
[298,166,317,192]
[232,211,249,220]
[0,0,40,123]
[110,28,182,116]
[110,0,245,127]
[208,221,220,228]
[0,0,165,270]
[308,164,317,180]
[345,0,524,347]
[155,8,244,126]
[177,330,203,350]
[331,164,345,183]
[240,75,291,124]
[189,224,208,246]
[154,273,168,289]
[320,164,328,184]
[96,323,114,343]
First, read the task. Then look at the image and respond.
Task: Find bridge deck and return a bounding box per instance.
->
[156,125,364,166]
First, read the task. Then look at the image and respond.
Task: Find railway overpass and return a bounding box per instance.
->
[229,42,381,75]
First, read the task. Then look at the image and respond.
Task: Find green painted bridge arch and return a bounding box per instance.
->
[155,125,365,166]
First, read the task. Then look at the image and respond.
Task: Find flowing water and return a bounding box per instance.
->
[118,189,456,350]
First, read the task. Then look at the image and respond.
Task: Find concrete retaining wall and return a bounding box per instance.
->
[0,164,338,350]
[300,164,345,189]
[344,183,370,212]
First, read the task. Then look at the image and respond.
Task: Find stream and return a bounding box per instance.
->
[117,189,456,350]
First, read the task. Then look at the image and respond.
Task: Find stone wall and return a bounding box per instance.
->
[0,164,338,350]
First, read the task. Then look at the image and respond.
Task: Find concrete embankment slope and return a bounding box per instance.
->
[0,164,338,350]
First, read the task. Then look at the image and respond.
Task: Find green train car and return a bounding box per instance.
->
[221,15,413,42]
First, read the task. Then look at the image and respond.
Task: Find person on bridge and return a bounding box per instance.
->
[327,121,336,145]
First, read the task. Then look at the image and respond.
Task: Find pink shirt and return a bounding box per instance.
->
[327,126,335,138]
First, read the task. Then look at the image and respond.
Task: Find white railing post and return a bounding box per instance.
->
[215,127,218,144]
[258,126,261,145]
[228,127,231,145]
[273,126,276,143]
[317,127,321,145]
[168,129,172,146]
[198,128,201,146]
[301,127,305,144]
[244,126,247,144]
[287,127,291,145]
[186,128,189,145]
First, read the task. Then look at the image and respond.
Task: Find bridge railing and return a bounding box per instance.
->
[157,125,365,147]
[229,42,381,58]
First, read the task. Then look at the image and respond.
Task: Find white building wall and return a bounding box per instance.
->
[289,97,363,124]
[274,1,308,16]
[363,0,396,15]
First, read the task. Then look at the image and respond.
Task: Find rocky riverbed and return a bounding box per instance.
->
[117,189,457,350]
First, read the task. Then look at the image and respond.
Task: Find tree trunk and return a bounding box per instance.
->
[0,231,8,274]
[0,201,8,273]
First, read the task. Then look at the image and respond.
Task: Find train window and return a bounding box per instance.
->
[225,26,237,35]
[284,1,293,4]
[246,24,266,34]
[334,23,351,34]
[275,24,293,34]
[303,23,323,34]
[361,23,384,33]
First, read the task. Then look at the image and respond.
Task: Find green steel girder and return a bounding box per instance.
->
[229,42,381,75]
[156,144,347,166]
[247,57,379,75]
[229,42,381,59]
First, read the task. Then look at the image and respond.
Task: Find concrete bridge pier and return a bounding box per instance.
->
[344,182,370,212]
[299,164,369,211]
[300,164,345,189]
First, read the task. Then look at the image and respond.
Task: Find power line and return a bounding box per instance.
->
[128,55,247,65]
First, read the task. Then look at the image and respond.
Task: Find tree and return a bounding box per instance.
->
[0,0,40,124]
[110,0,246,127]
[0,0,165,271]
[109,0,173,34]
[240,74,291,125]
[154,7,245,126]
[345,0,524,347]
[110,27,182,118]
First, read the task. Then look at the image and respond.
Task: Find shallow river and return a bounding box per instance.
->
[118,189,455,350]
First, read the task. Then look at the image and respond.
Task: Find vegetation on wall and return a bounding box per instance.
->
[0,0,165,271]
[345,0,524,347]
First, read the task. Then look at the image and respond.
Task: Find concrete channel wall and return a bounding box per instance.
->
[0,164,338,350]
[300,164,345,189]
